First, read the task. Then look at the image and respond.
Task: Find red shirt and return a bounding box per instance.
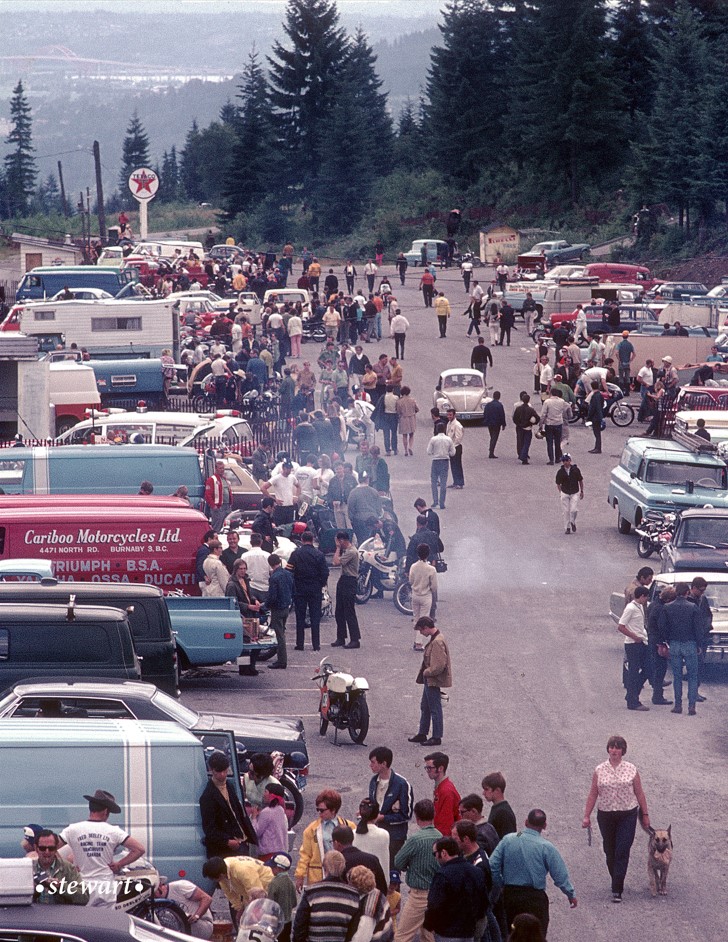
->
[433,777,461,836]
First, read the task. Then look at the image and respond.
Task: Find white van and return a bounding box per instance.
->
[55,408,254,446]
[134,240,204,260]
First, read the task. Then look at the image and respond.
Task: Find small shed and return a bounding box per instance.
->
[479,225,521,264]
[12,232,82,272]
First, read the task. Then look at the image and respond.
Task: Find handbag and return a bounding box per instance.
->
[434,556,448,573]
[657,642,670,659]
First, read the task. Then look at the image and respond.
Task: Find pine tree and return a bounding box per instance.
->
[507,0,625,205]
[159,148,181,203]
[267,0,349,190]
[219,100,237,125]
[630,1,717,232]
[221,49,278,221]
[343,28,393,177]
[4,80,36,217]
[179,121,203,202]
[612,0,654,124]
[180,120,237,205]
[119,112,151,205]
[393,99,426,172]
[425,0,504,184]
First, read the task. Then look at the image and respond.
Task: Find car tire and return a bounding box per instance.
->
[618,512,632,534]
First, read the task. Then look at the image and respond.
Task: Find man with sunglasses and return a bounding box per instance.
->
[33,829,89,905]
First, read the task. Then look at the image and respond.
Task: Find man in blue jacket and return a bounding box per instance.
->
[266,554,294,670]
[368,746,414,866]
[423,837,486,942]
[482,391,506,459]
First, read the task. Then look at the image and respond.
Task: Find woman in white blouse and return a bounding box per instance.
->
[582,735,650,902]
[352,799,390,881]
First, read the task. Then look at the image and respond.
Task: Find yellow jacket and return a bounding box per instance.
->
[221,856,273,911]
[294,816,355,885]
[434,296,451,317]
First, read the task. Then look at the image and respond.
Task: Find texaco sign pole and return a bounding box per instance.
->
[128,167,159,239]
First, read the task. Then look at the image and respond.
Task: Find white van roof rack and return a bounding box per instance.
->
[671,428,719,455]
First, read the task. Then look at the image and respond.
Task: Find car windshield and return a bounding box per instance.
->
[675,518,728,549]
[703,584,728,609]
[443,374,483,390]
[151,689,199,727]
[644,461,726,489]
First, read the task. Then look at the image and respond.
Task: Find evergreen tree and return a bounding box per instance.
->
[393,99,426,172]
[630,1,717,232]
[180,121,203,202]
[343,28,393,177]
[220,100,237,125]
[611,0,654,124]
[180,120,237,205]
[425,0,504,184]
[4,80,36,217]
[119,112,150,206]
[159,147,181,203]
[221,49,278,221]
[267,0,349,190]
[507,0,625,205]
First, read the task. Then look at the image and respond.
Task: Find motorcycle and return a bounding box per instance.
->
[301,315,327,344]
[343,396,375,449]
[313,656,370,744]
[114,861,189,932]
[567,382,635,427]
[355,536,405,603]
[634,510,677,558]
[236,898,284,942]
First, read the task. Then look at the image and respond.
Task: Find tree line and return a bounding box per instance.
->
[2,0,728,253]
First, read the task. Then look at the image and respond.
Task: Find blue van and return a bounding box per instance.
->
[15,266,136,302]
[0,718,240,886]
[88,358,166,409]
[0,445,208,501]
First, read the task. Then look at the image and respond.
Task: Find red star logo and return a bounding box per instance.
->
[131,170,156,194]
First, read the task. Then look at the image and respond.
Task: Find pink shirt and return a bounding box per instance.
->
[595,760,639,812]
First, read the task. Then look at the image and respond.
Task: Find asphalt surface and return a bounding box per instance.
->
[182,264,727,942]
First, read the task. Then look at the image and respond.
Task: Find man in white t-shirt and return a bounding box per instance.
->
[295,454,318,503]
[242,533,271,602]
[617,585,650,712]
[261,461,301,525]
[60,789,144,907]
[155,878,213,939]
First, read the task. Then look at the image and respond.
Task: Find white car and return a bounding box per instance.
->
[433,368,492,422]
[263,288,312,317]
[170,290,231,312]
[55,409,254,446]
[49,288,114,301]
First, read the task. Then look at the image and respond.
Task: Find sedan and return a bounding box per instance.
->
[49,288,114,301]
[433,368,491,422]
[0,902,186,942]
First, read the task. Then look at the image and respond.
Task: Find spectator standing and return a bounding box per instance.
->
[555,453,584,535]
[445,408,464,489]
[365,260,378,293]
[368,746,414,866]
[539,389,569,464]
[482,772,517,841]
[420,269,435,308]
[344,261,358,294]
[408,621,453,750]
[288,531,329,652]
[618,584,650,711]
[332,531,361,649]
[203,541,230,597]
[587,381,605,454]
[390,309,409,361]
[512,392,539,465]
[408,545,438,626]
[266,853,298,942]
[482,391,506,459]
[266,554,294,670]
[205,460,232,533]
[461,258,473,293]
[434,292,451,338]
[419,749,460,834]
[423,838,485,942]
[396,253,408,286]
[427,422,455,510]
[659,580,702,715]
[254,782,290,859]
[353,802,392,886]
[470,336,492,377]
[393,799,441,942]
[498,301,516,346]
[396,387,419,457]
[295,792,355,890]
[293,850,361,942]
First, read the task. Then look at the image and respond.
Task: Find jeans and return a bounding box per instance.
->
[648,638,669,699]
[335,574,360,643]
[423,284,434,307]
[467,317,481,336]
[544,424,562,462]
[367,275,375,292]
[346,275,355,294]
[516,428,532,462]
[597,806,639,894]
[394,332,406,359]
[418,683,443,739]
[376,311,382,340]
[431,459,449,507]
[591,419,602,452]
[383,414,398,454]
[450,444,464,486]
[670,639,698,706]
[294,589,323,650]
[498,325,512,346]
[624,642,648,708]
[269,607,289,667]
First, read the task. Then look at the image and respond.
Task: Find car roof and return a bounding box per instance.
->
[8,678,157,699]
[0,903,141,938]
[439,368,484,377]
[653,570,728,584]
[623,437,724,465]
[0,602,128,622]
[678,507,728,518]
[0,581,165,600]
[65,411,219,427]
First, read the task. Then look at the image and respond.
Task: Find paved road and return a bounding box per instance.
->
[182,262,726,942]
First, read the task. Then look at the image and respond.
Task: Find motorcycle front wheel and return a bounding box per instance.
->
[637,536,655,558]
[135,901,190,935]
[319,714,329,736]
[348,696,370,744]
[393,579,413,616]
[356,569,372,604]
[610,401,635,427]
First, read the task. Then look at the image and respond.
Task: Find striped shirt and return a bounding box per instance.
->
[393,825,441,890]
[292,878,361,942]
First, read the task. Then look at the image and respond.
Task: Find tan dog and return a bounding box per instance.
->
[647,825,672,896]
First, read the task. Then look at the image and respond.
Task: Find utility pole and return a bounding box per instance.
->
[57,160,68,217]
[78,192,86,260]
[93,140,106,243]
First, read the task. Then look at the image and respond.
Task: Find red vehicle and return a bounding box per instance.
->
[0,497,210,594]
[584,263,657,290]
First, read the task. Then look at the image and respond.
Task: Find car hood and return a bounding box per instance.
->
[194,712,305,742]
[665,547,728,571]
[436,389,485,410]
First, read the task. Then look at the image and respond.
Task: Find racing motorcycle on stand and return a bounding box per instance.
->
[634,510,678,558]
[313,657,370,745]
[355,535,405,604]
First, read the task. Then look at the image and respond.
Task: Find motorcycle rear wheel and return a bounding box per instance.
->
[348,696,370,744]
[356,570,372,604]
[136,901,190,934]
[281,773,305,827]
[637,536,655,558]
[393,579,413,616]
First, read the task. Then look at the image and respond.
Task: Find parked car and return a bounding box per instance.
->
[56,409,254,446]
[433,368,491,422]
[650,282,709,301]
[608,570,728,664]
[518,240,590,267]
[168,289,231,313]
[49,288,114,302]
[608,437,728,533]
[0,678,309,792]
[660,507,728,572]
[403,239,449,267]
[263,288,312,318]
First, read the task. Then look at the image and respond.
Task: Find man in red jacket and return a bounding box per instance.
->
[423,752,460,836]
[205,459,232,532]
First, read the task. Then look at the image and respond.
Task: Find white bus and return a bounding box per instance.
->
[0,297,174,357]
